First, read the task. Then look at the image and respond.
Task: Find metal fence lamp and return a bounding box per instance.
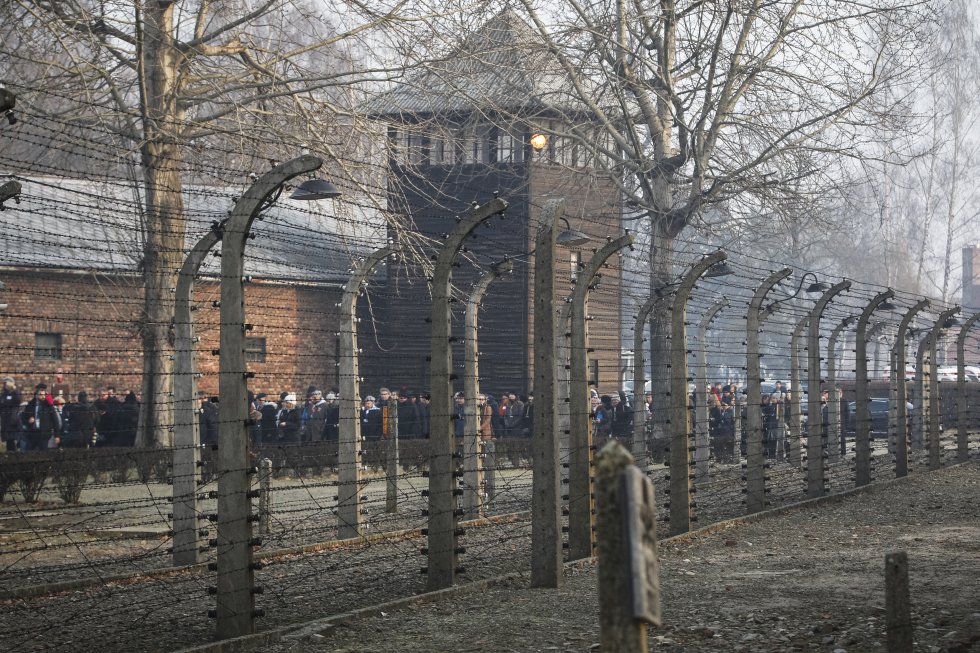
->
[290,178,342,200]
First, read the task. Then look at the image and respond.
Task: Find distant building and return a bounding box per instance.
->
[359,9,626,397]
[0,175,378,396]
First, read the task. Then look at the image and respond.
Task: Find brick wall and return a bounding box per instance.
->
[0,269,342,399]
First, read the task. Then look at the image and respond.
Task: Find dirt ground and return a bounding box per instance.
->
[260,462,980,653]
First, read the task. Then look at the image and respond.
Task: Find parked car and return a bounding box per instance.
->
[846,398,913,434]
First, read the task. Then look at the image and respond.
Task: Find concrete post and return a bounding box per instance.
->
[215,155,322,640]
[427,198,508,591]
[385,404,399,513]
[789,315,808,469]
[889,348,899,455]
[463,259,512,519]
[855,290,895,487]
[631,297,657,469]
[928,306,960,470]
[339,244,401,540]
[531,200,565,589]
[557,300,572,492]
[666,250,727,536]
[694,299,728,481]
[745,268,792,514]
[893,299,929,478]
[826,316,854,463]
[568,233,635,560]
[807,281,850,499]
[914,334,929,452]
[172,225,222,566]
[956,313,980,463]
[258,458,272,536]
[885,551,913,653]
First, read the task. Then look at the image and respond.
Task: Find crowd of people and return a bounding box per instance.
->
[0,376,140,451]
[243,385,542,446]
[2,372,847,464]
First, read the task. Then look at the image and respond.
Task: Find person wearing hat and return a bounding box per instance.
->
[360,395,382,440]
[322,392,340,442]
[22,383,59,450]
[198,391,219,447]
[257,394,279,443]
[277,394,301,443]
[1,377,23,452]
[301,388,328,443]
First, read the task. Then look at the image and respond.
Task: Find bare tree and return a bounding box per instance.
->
[499,0,936,427]
[0,0,435,446]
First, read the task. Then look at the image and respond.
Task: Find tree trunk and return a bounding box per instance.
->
[137,2,184,448]
[648,222,675,458]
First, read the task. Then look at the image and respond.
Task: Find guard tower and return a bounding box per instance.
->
[361,10,626,398]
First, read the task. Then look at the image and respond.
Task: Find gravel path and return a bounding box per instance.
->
[263,462,980,653]
[1,455,975,652]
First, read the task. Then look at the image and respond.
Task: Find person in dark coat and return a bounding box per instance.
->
[22,383,59,450]
[417,393,431,438]
[1,377,23,452]
[63,391,99,448]
[198,392,219,446]
[277,394,301,443]
[396,391,418,438]
[259,394,280,443]
[453,392,466,438]
[116,392,140,447]
[761,394,778,459]
[360,395,383,440]
[593,395,613,441]
[611,391,633,441]
[522,393,534,437]
[320,392,339,441]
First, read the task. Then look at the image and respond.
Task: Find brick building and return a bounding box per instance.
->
[0,175,374,399]
[359,9,626,397]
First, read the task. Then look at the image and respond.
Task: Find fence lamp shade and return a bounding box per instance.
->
[290,179,341,201]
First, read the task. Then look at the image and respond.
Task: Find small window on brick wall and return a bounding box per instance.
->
[245,336,266,363]
[35,332,63,360]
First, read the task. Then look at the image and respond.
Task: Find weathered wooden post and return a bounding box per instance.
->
[215,155,322,639]
[567,233,635,559]
[893,299,929,477]
[172,224,222,566]
[855,290,895,487]
[694,298,728,481]
[956,313,980,463]
[426,198,507,591]
[885,551,913,653]
[463,259,512,519]
[339,244,401,539]
[595,440,661,652]
[744,268,792,514]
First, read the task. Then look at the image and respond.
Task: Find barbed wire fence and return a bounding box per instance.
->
[1,93,979,652]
